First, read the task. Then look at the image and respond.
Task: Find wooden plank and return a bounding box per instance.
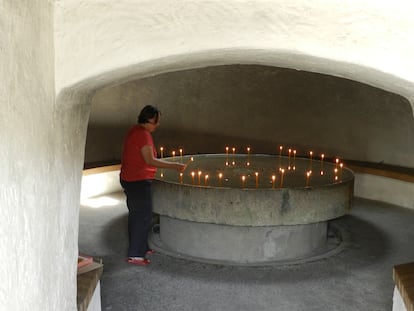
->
[394,262,414,311]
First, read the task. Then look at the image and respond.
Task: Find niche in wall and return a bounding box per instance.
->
[85,65,414,169]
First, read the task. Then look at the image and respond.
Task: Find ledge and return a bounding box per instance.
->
[83,164,121,176]
[346,160,414,183]
[393,262,414,311]
[77,258,103,311]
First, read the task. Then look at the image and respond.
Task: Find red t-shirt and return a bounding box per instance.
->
[120,125,157,181]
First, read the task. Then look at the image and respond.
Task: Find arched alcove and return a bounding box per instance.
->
[85,64,414,169]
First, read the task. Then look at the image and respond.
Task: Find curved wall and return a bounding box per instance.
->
[86,65,414,168]
[2,0,413,309]
[1,1,77,310]
[55,1,414,103]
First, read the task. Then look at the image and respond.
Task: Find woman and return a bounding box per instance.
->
[120,105,186,266]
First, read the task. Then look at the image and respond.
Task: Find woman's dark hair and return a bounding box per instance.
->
[137,105,161,124]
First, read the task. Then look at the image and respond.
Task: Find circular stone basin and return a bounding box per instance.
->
[151,154,354,265]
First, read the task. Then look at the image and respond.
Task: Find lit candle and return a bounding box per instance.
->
[198,171,202,185]
[219,172,223,187]
[205,174,209,186]
[309,151,313,170]
[335,158,339,169]
[242,175,246,188]
[160,147,164,159]
[247,147,251,166]
[172,150,176,161]
[279,146,283,169]
[293,150,296,170]
[180,172,183,184]
[306,171,311,187]
[288,149,292,170]
[340,163,343,180]
[232,147,236,165]
[280,169,285,188]
[320,153,325,174]
[255,172,259,188]
[191,171,195,184]
[334,168,338,182]
[225,147,229,162]
[160,172,164,178]
[179,148,183,162]
[186,156,194,165]
[272,175,276,188]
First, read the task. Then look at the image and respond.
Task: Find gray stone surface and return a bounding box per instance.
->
[157,216,327,263]
[79,193,414,311]
[152,155,354,226]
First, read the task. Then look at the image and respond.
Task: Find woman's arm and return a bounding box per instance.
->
[141,145,186,172]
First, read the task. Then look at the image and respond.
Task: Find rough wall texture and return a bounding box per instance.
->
[1,0,412,309]
[0,1,77,310]
[86,65,414,168]
[55,1,414,103]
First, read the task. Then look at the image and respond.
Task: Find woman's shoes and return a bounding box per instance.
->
[126,250,154,265]
[127,257,150,266]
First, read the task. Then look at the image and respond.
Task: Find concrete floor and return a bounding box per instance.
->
[79,192,414,311]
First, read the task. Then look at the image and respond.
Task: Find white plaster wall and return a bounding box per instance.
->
[53,3,414,306]
[81,170,122,199]
[1,0,411,309]
[0,1,78,310]
[393,286,407,311]
[354,174,414,209]
[55,0,414,105]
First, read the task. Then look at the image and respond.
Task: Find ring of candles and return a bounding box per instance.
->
[156,147,349,188]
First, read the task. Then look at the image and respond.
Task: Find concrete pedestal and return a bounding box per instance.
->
[159,216,327,263]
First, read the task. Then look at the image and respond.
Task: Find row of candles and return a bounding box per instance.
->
[158,146,345,188]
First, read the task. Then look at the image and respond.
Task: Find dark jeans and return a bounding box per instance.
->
[120,179,153,257]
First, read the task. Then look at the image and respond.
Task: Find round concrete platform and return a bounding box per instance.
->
[149,220,348,266]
